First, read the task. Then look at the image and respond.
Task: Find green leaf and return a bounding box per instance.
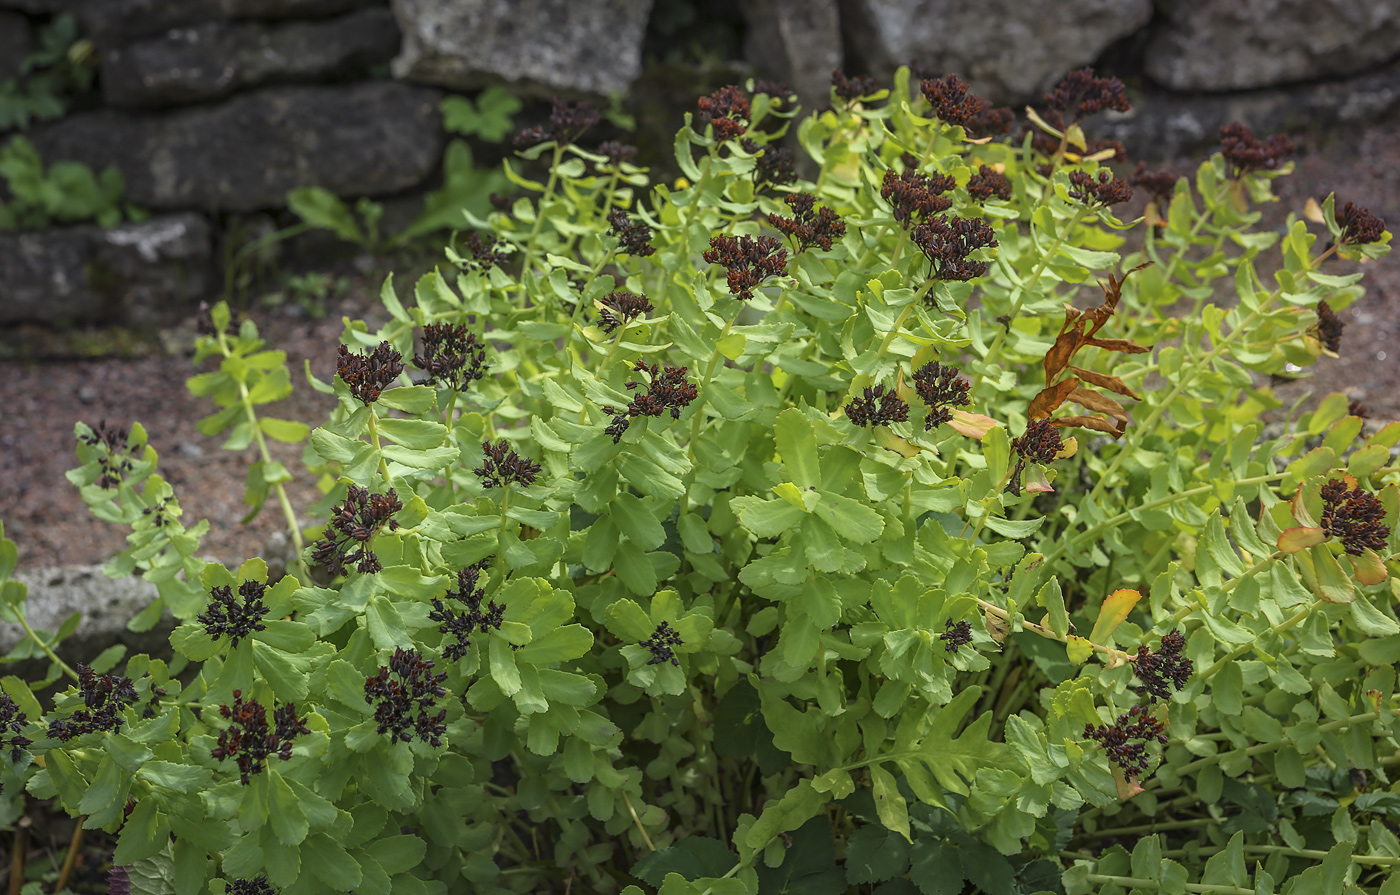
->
[745,779,824,851]
[1038,578,1069,639]
[732,496,808,537]
[634,837,737,885]
[375,417,448,451]
[288,186,363,246]
[610,492,664,550]
[1310,543,1355,603]
[366,834,427,875]
[870,765,910,841]
[136,761,212,793]
[812,493,883,544]
[844,825,910,884]
[114,799,172,864]
[376,386,437,414]
[490,634,522,696]
[775,409,821,491]
[267,771,310,845]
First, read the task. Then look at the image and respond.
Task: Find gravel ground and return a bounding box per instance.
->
[2,119,1397,572]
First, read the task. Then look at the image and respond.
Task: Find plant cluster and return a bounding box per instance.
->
[0,65,1397,895]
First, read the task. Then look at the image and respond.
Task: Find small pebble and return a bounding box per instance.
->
[78,387,98,404]
[177,442,204,458]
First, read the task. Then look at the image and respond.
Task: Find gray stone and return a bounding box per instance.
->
[1145,0,1400,93]
[0,213,212,327]
[101,7,400,108]
[30,81,443,211]
[2,566,176,674]
[391,0,653,96]
[0,0,374,46]
[840,0,1154,103]
[1100,60,1400,160]
[0,11,34,82]
[742,0,842,111]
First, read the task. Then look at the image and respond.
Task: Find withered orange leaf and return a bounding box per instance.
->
[1067,387,1128,426]
[1066,365,1141,401]
[1053,415,1123,436]
[1084,337,1150,354]
[1028,377,1081,420]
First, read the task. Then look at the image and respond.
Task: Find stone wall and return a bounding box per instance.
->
[0,0,1397,330]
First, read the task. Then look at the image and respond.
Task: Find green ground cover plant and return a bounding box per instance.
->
[1,68,1397,894]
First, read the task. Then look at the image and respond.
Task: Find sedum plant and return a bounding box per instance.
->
[1,69,1398,895]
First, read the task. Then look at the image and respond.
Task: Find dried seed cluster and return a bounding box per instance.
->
[336,341,404,405]
[603,361,698,443]
[1219,123,1294,178]
[1320,478,1390,555]
[226,880,275,895]
[741,138,798,188]
[1312,300,1344,353]
[0,694,32,764]
[310,485,402,577]
[703,234,788,301]
[413,323,489,392]
[1130,630,1193,700]
[913,214,998,281]
[913,361,971,430]
[966,165,1012,202]
[831,68,878,103]
[1044,68,1131,124]
[1067,170,1134,207]
[607,208,655,257]
[81,421,135,489]
[939,619,973,652]
[1336,201,1386,246]
[461,232,509,272]
[364,647,448,747]
[595,140,637,168]
[475,439,542,490]
[768,193,846,253]
[1007,418,1064,496]
[1083,703,1167,776]
[198,580,270,649]
[881,168,954,227]
[845,385,909,428]
[429,560,504,662]
[642,621,683,666]
[597,290,654,333]
[47,665,138,741]
[211,690,309,785]
[1131,162,1178,206]
[920,75,1012,137]
[514,97,599,148]
[696,85,750,142]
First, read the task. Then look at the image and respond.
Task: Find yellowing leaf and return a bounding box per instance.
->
[1277,526,1326,554]
[1088,589,1140,645]
[1065,636,1094,664]
[874,426,921,458]
[1310,544,1355,604]
[948,409,997,439]
[1353,548,1388,586]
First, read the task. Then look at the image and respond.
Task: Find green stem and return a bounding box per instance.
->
[521,144,566,275]
[1160,844,1400,868]
[14,612,78,681]
[1073,872,1252,895]
[1163,710,1380,782]
[1075,817,1217,839]
[366,410,392,488]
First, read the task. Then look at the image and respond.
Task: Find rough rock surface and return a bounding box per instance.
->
[1101,60,1400,161]
[3,566,176,672]
[840,0,1153,103]
[0,213,211,327]
[30,81,443,211]
[0,0,374,46]
[1145,0,1400,92]
[101,6,400,107]
[391,0,654,95]
[0,11,33,82]
[742,0,842,110]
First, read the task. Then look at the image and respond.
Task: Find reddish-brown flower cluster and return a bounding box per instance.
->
[1131,162,1178,207]
[966,165,1012,202]
[475,439,542,490]
[0,695,32,764]
[1336,201,1386,246]
[198,580,270,649]
[607,208,655,257]
[939,619,973,652]
[831,68,879,102]
[210,690,309,785]
[1044,68,1131,124]
[364,647,448,747]
[226,880,274,895]
[696,85,750,142]
[1320,478,1390,555]
[595,140,637,168]
[1068,170,1134,207]
[741,138,798,188]
[81,421,136,489]
[1219,123,1294,178]
[703,234,788,301]
[913,361,971,430]
[597,289,654,333]
[881,168,955,227]
[1313,300,1344,353]
[603,362,698,443]
[768,193,846,253]
[845,385,909,427]
[920,75,1013,137]
[1130,630,1193,700]
[753,80,796,104]
[461,232,509,272]
[413,323,489,392]
[1006,418,1064,496]
[514,126,550,149]
[310,484,402,577]
[336,342,404,405]
[1349,399,1370,419]
[429,560,504,662]
[513,96,600,148]
[47,665,138,741]
[642,621,683,666]
[1084,703,1167,776]
[913,214,998,281]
